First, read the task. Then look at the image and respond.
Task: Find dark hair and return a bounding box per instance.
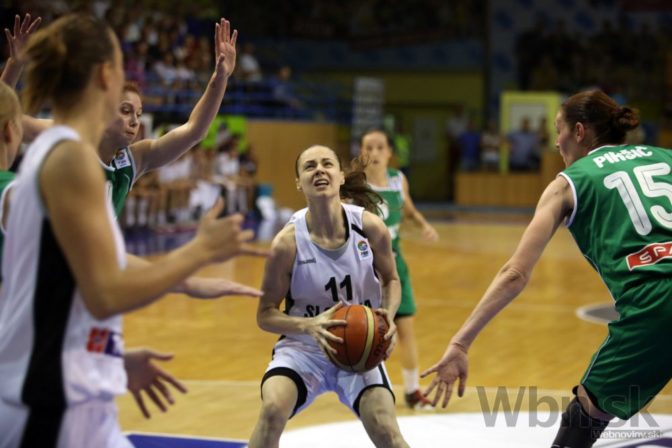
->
[295,146,383,213]
[23,14,116,115]
[359,128,394,150]
[561,90,640,148]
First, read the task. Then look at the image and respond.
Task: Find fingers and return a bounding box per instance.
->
[323,319,347,328]
[132,391,150,419]
[423,377,439,398]
[158,367,188,394]
[231,29,238,47]
[3,29,12,56]
[238,228,254,242]
[232,284,264,297]
[204,197,225,220]
[420,365,436,378]
[238,244,271,258]
[152,379,174,405]
[145,349,174,362]
[322,330,343,345]
[13,15,20,35]
[144,386,167,413]
[26,16,41,34]
[223,19,229,43]
[442,381,454,408]
[383,323,397,340]
[458,373,467,397]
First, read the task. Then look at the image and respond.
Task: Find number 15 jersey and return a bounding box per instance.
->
[286,203,382,345]
[560,144,672,304]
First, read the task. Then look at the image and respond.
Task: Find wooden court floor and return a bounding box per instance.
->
[117,217,672,440]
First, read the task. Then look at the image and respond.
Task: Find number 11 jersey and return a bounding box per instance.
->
[286,203,382,345]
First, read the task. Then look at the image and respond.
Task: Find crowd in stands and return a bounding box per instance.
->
[515,17,665,103]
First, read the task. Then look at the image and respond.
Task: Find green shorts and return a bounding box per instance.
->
[581,288,672,419]
[395,250,416,318]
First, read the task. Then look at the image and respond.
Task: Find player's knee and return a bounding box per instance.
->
[259,399,292,429]
[551,397,610,448]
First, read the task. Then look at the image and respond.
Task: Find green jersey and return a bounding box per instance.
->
[0,170,16,275]
[102,147,137,217]
[369,168,405,252]
[561,144,672,308]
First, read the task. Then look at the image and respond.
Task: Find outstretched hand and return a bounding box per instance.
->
[213,18,237,79]
[4,14,41,63]
[124,348,188,419]
[420,343,469,408]
[195,198,270,263]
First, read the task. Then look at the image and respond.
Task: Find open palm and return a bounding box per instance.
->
[4,13,42,62]
[214,18,237,78]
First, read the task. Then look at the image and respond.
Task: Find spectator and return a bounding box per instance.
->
[507,117,540,171]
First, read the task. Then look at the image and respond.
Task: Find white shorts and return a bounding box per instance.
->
[0,398,132,448]
[262,337,394,418]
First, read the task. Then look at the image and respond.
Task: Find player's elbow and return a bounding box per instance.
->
[84,296,117,320]
[498,263,529,292]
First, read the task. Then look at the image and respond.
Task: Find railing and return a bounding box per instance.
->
[136,73,353,123]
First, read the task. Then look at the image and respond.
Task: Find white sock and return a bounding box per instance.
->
[402,368,420,394]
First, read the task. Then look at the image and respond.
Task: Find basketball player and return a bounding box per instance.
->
[13,17,236,216]
[0,14,263,447]
[2,15,261,299]
[247,145,410,448]
[0,17,235,420]
[422,90,672,447]
[359,129,439,410]
[0,82,22,270]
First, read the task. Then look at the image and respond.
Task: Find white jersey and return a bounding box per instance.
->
[286,203,382,345]
[0,126,128,408]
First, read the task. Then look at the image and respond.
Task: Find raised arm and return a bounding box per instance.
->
[131,18,237,176]
[400,173,438,242]
[256,226,346,353]
[421,176,574,407]
[1,14,41,87]
[42,141,264,320]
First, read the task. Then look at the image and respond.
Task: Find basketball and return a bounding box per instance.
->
[326,304,390,373]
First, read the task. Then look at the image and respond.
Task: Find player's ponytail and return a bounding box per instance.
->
[561,90,640,148]
[340,155,383,214]
[22,14,116,114]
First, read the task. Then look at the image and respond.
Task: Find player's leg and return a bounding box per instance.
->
[358,387,409,448]
[551,386,612,448]
[248,374,299,448]
[336,363,408,447]
[394,254,430,409]
[552,301,672,447]
[249,343,325,448]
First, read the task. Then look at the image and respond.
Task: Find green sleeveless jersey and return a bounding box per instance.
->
[369,168,405,252]
[561,144,672,308]
[0,170,16,275]
[102,147,137,217]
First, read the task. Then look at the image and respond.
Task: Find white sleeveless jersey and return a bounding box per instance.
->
[0,126,128,408]
[286,203,382,345]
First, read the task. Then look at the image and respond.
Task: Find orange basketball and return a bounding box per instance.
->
[326,304,390,373]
